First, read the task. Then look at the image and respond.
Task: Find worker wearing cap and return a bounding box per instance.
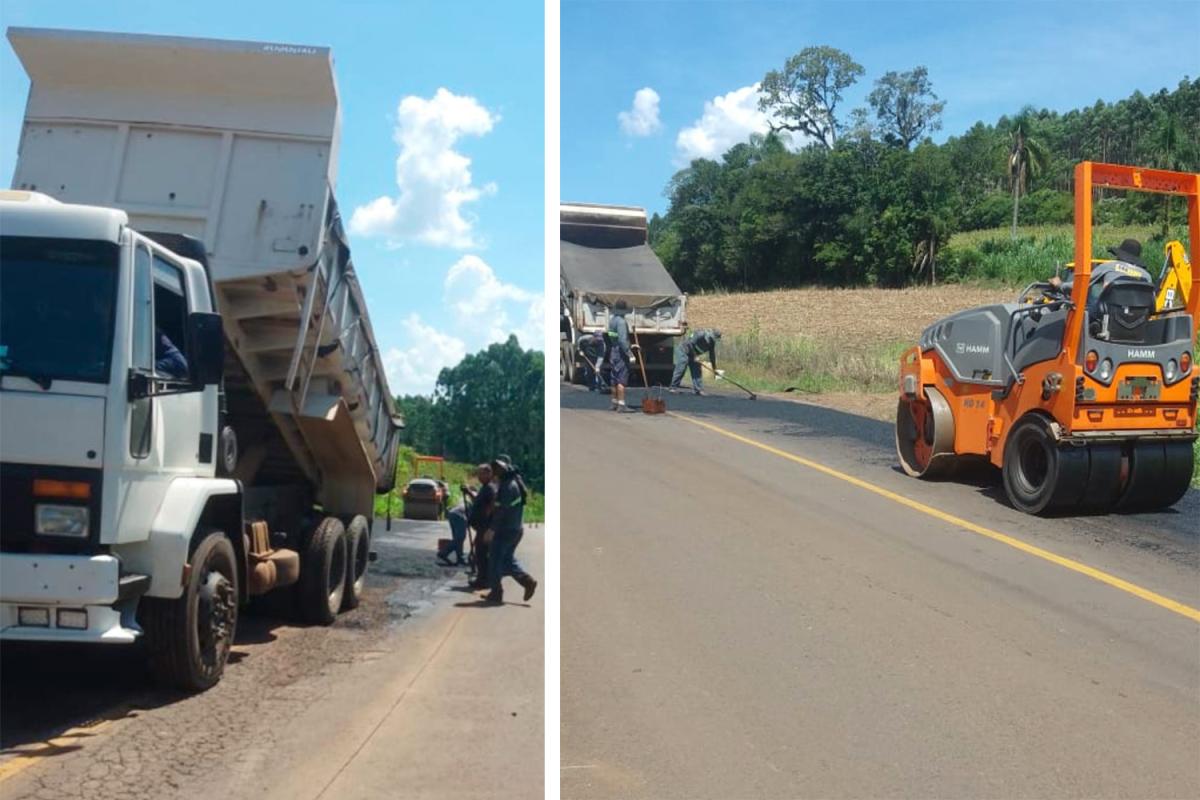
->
[670,328,722,395]
[483,455,537,605]
[606,300,635,411]
[578,331,607,392]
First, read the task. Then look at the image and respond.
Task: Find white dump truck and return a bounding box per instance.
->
[0,28,402,690]
[560,203,687,386]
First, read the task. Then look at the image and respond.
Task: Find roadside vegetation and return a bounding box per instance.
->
[650,47,1197,293]
[374,445,545,523]
[940,224,1187,286]
[393,336,545,491]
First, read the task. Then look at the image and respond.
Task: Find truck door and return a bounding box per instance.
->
[148,252,207,474]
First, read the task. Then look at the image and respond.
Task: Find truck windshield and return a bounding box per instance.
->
[0,237,120,386]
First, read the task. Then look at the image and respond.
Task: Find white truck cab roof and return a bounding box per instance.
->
[0,191,126,243]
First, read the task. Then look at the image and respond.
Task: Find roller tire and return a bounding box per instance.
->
[298,517,347,626]
[1077,443,1122,514]
[1155,441,1195,511]
[1115,441,1167,512]
[342,515,370,611]
[1002,415,1088,515]
[895,388,956,480]
[141,529,239,692]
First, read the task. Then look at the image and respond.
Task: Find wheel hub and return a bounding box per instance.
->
[198,571,236,658]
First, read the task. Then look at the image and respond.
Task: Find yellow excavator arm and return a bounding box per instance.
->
[1156,239,1193,313]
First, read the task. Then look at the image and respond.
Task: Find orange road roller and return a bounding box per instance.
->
[896,162,1199,514]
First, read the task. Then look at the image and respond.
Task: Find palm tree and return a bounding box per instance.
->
[1006,108,1047,239]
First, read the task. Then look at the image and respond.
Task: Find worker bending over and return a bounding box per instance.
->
[670,328,721,395]
[607,300,634,411]
[578,331,607,392]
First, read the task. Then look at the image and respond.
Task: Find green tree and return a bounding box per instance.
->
[759,46,864,149]
[1149,104,1194,236]
[867,66,945,149]
[1004,108,1048,239]
[393,337,544,490]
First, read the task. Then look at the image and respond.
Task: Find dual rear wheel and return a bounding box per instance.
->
[298,514,371,624]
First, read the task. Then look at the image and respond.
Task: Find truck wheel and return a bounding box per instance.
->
[342,515,370,611]
[560,342,576,384]
[299,516,347,625]
[141,529,239,692]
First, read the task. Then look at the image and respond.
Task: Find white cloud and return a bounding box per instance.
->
[382,314,468,396]
[618,87,662,137]
[674,83,801,165]
[381,256,544,396]
[443,254,543,348]
[350,88,498,248]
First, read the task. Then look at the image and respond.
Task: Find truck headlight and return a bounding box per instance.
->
[35,504,89,537]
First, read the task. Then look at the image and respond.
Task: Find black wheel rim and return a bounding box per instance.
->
[197,569,236,670]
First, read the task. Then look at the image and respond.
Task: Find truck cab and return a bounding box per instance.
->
[1,192,229,645]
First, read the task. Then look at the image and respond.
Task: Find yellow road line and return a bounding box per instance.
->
[0,713,122,784]
[669,411,1200,624]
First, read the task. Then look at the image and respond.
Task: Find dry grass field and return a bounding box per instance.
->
[688,285,1012,348]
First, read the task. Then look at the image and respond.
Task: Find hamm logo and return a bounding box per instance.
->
[956,343,990,354]
[1127,348,1156,359]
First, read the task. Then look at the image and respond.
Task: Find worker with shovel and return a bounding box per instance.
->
[670,328,722,395]
[607,300,635,411]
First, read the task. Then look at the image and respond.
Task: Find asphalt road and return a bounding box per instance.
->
[0,518,542,800]
[561,384,1200,799]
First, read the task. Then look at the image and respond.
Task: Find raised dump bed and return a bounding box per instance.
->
[8,27,401,507]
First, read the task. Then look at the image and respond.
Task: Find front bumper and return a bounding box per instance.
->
[0,553,147,643]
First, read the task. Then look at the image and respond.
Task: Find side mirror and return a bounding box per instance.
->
[187,312,224,386]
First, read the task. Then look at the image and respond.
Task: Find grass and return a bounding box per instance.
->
[719,326,906,395]
[373,446,545,523]
[941,223,1186,287]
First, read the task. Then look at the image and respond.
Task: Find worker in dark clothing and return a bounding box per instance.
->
[578,331,607,392]
[670,328,721,395]
[482,455,537,605]
[466,464,497,588]
[606,300,635,411]
[156,329,189,378]
[438,464,493,567]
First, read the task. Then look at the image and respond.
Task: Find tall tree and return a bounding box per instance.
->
[759,46,864,149]
[1005,108,1048,238]
[1149,105,1193,236]
[867,66,945,149]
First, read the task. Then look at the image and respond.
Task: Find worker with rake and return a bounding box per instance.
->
[607,300,635,411]
[670,328,722,395]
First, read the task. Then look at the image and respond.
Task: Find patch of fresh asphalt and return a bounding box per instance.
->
[561,383,1199,799]
[0,518,466,800]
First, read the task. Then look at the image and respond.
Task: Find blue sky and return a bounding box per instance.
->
[0,0,544,396]
[562,0,1199,215]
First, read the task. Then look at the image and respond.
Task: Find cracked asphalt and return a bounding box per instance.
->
[0,519,465,800]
